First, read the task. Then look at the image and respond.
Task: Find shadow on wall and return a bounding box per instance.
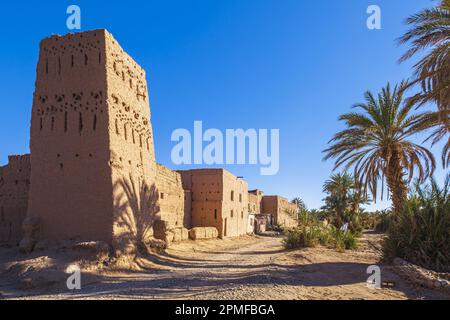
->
[113,175,160,255]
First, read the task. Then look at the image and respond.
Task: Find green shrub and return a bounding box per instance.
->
[374,211,391,232]
[343,231,358,250]
[349,214,363,236]
[360,212,377,230]
[283,226,321,249]
[283,214,359,252]
[383,177,450,272]
[326,226,358,251]
[329,226,345,252]
[318,228,333,247]
[283,229,303,249]
[327,226,341,251]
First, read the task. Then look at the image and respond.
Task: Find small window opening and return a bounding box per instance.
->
[93,114,97,131]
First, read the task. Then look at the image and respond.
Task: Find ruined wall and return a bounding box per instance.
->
[0,155,31,244]
[155,164,185,228]
[262,196,297,228]
[28,30,113,242]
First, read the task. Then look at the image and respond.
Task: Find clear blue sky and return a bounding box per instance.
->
[0,0,446,210]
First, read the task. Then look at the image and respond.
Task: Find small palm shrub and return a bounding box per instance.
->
[283,229,304,249]
[360,212,378,230]
[383,177,450,272]
[283,212,359,251]
[349,214,363,236]
[318,227,333,247]
[343,231,358,250]
[328,226,345,252]
[327,226,358,252]
[360,211,390,230]
[284,211,322,249]
[283,226,320,249]
[374,211,391,233]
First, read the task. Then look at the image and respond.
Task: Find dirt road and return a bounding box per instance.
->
[0,233,448,300]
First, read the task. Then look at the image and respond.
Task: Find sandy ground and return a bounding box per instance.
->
[0,232,448,300]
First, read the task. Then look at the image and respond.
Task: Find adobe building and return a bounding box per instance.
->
[179,169,249,238]
[0,155,31,244]
[0,29,298,250]
[248,190,298,230]
[248,189,264,214]
[262,196,298,228]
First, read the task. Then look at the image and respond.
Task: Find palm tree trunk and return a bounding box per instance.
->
[386,151,408,214]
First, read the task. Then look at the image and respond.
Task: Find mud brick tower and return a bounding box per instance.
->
[27,30,158,249]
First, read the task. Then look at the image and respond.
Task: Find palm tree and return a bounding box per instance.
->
[399,0,450,167]
[323,172,355,197]
[291,197,307,223]
[324,82,436,214]
[291,197,307,212]
[321,173,355,226]
[348,188,370,216]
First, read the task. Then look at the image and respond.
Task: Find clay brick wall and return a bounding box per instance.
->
[105,31,158,251]
[261,196,277,221]
[262,195,297,228]
[248,189,263,214]
[248,193,258,214]
[179,169,224,236]
[0,155,31,244]
[28,30,113,242]
[184,190,192,228]
[179,169,248,238]
[221,170,249,238]
[155,164,185,229]
[280,199,298,228]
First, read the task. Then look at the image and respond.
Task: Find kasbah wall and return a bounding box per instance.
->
[0,29,298,251]
[0,156,31,243]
